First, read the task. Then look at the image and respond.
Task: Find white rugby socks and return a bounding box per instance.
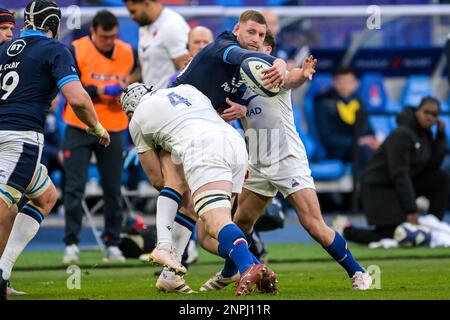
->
[156,187,182,248]
[173,211,195,261]
[0,211,42,280]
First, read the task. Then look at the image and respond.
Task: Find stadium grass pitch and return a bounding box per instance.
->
[9,244,450,300]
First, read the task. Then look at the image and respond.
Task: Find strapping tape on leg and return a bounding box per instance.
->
[193,190,231,217]
[0,184,22,208]
[26,164,51,199]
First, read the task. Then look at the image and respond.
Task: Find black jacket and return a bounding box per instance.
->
[363,108,447,223]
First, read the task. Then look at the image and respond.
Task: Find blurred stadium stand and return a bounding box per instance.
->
[4,0,450,212]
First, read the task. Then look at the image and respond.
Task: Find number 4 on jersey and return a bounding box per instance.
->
[167,92,191,107]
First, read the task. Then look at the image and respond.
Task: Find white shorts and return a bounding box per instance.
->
[244,155,316,198]
[182,130,248,194]
[0,130,49,207]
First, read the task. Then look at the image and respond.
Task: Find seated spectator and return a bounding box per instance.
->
[334,97,449,244]
[314,67,379,167]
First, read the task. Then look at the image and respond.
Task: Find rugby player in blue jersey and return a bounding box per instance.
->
[0,0,110,301]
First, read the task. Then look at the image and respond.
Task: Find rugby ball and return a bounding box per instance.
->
[394,222,431,247]
[240,57,281,98]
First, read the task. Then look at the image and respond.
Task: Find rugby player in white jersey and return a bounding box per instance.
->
[120,83,277,296]
[123,0,190,88]
[123,10,285,293]
[199,32,373,291]
[123,0,196,291]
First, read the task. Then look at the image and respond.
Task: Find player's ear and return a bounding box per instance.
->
[232,23,239,35]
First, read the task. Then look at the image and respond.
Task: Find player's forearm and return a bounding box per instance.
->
[226,46,276,65]
[71,92,101,129]
[61,81,100,129]
[139,150,164,191]
[283,68,307,89]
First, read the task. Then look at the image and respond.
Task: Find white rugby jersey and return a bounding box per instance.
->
[138,8,189,89]
[129,85,237,157]
[240,88,307,166]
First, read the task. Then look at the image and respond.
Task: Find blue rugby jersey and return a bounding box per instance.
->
[172,31,276,111]
[0,30,79,133]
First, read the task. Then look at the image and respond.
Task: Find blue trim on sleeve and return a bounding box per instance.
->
[57,75,79,89]
[223,45,239,64]
[20,30,50,38]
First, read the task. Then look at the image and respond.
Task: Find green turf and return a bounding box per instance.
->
[8,244,450,300]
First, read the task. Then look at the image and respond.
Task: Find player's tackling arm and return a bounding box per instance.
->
[138,150,164,191]
[128,118,164,190]
[283,55,317,90]
[283,68,307,90]
[61,81,110,147]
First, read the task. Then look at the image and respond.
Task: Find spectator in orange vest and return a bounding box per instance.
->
[62,10,135,264]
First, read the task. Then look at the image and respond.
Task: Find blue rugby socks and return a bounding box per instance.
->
[324,231,365,277]
[217,224,254,275]
[221,229,260,277]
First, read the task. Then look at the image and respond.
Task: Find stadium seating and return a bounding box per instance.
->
[302,73,333,161]
[297,77,352,184]
[401,75,433,108]
[358,73,401,142]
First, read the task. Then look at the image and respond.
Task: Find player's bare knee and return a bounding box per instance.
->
[29,183,58,216]
[0,200,9,217]
[7,205,18,223]
[0,204,18,226]
[200,210,232,239]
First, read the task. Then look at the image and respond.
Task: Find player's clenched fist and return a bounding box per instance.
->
[86,122,111,147]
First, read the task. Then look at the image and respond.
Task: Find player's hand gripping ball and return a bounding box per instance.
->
[240,57,281,98]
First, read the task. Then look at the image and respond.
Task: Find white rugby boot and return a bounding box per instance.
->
[149,244,187,275]
[156,268,195,294]
[200,271,240,292]
[351,271,373,290]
